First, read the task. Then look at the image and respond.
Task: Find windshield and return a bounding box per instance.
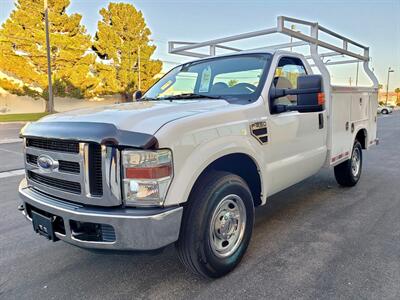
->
[144,53,272,103]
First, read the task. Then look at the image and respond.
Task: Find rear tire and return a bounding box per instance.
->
[334,140,363,187]
[382,109,388,114]
[176,170,254,278]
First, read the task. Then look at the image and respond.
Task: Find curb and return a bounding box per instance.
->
[0,121,27,125]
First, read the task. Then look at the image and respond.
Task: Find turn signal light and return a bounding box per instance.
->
[125,165,172,179]
[122,149,173,207]
[318,92,325,105]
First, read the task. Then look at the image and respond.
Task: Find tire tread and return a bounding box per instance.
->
[334,141,362,187]
[176,170,253,278]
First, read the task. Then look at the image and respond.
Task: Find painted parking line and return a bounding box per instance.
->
[0,139,22,145]
[0,169,25,179]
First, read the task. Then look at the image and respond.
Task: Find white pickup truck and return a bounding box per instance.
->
[18,16,379,278]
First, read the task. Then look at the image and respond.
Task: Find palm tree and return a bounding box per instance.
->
[395,88,400,106]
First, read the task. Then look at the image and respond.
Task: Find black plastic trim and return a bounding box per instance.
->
[20,122,158,149]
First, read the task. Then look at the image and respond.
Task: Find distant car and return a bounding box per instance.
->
[378,105,393,114]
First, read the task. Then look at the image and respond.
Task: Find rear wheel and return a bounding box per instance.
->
[176,170,254,278]
[334,140,363,187]
[382,109,388,114]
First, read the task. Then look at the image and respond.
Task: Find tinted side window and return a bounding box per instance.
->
[271,57,307,113]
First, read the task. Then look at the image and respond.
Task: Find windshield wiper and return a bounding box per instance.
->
[140,97,157,101]
[158,93,224,100]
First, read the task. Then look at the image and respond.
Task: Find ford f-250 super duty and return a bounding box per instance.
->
[18,16,379,278]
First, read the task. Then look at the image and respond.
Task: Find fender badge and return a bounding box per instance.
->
[250,122,268,144]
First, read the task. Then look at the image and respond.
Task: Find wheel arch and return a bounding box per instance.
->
[189,153,263,207]
[354,128,368,149]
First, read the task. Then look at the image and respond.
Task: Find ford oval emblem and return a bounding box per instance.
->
[37,155,58,171]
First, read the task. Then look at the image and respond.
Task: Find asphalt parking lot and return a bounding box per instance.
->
[0,112,399,299]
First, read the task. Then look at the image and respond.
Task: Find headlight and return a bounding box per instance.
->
[122,149,173,207]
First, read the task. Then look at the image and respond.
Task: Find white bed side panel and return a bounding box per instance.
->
[330,92,352,165]
[329,87,378,166]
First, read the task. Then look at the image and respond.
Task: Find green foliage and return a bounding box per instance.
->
[228,80,238,87]
[0,78,42,99]
[92,3,162,96]
[395,88,400,105]
[0,1,163,101]
[0,112,49,122]
[51,78,83,99]
[0,0,95,100]
[0,78,23,95]
[22,85,42,99]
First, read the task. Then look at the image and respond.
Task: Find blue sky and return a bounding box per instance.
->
[1,0,399,89]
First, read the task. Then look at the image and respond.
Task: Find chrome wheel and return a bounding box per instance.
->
[351,147,361,177]
[209,194,246,258]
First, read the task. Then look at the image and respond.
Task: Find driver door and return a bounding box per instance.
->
[266,56,327,195]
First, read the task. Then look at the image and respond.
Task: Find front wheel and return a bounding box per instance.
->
[334,141,363,187]
[176,171,254,278]
[382,109,388,114]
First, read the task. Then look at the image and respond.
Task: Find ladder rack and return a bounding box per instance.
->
[168,16,378,88]
[169,16,369,62]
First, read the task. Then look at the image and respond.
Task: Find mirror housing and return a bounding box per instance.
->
[133,90,143,101]
[270,75,324,113]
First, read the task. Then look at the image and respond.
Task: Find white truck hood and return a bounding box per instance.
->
[40,100,230,135]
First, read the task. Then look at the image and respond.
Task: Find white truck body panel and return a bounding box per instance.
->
[329,86,378,166]
[41,100,231,134]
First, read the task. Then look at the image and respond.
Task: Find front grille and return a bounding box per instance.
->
[26,154,80,174]
[26,153,37,165]
[26,138,79,153]
[88,144,103,196]
[24,138,111,205]
[28,171,82,194]
[58,160,80,173]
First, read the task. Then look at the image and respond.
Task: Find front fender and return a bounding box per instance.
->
[163,135,268,207]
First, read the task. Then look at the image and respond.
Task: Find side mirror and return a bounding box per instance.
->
[270,75,324,113]
[133,90,143,101]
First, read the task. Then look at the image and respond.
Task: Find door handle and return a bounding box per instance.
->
[318,113,324,129]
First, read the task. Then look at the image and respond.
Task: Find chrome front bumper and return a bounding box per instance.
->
[19,179,183,251]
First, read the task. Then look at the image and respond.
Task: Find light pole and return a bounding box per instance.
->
[386,67,394,106]
[44,0,54,113]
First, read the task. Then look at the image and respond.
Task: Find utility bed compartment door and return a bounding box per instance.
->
[330,87,378,166]
[330,91,352,165]
[351,93,369,121]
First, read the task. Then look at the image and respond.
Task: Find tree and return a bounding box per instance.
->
[228,79,238,87]
[92,3,162,99]
[395,88,400,106]
[0,0,96,110]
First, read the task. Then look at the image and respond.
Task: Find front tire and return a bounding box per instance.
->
[382,109,388,114]
[176,171,254,278]
[334,141,363,187]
